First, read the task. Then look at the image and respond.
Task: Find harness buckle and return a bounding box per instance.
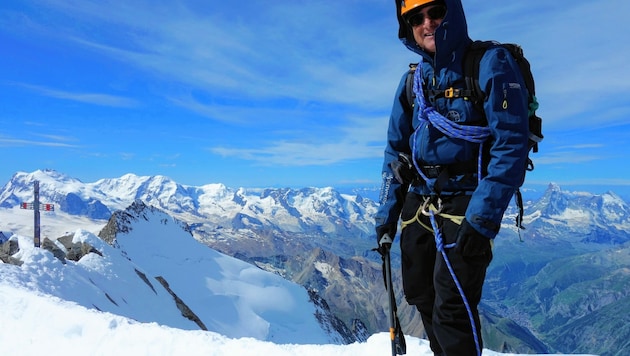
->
[444,87,454,98]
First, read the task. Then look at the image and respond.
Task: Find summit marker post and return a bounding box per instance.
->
[19,180,54,247]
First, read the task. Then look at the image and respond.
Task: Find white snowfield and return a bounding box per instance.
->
[0,232,594,356]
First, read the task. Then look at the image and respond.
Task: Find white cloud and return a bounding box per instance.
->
[534,152,604,165]
[209,115,388,166]
[0,136,79,148]
[16,83,138,107]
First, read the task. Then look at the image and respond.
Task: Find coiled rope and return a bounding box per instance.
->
[411,58,491,186]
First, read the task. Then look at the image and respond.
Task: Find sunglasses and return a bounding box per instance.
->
[406,5,447,27]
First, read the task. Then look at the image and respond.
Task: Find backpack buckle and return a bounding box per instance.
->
[444,87,463,98]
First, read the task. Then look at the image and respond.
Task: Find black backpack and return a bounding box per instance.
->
[406,40,544,233]
[464,41,543,155]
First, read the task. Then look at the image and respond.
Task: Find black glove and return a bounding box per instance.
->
[390,152,418,184]
[455,219,491,257]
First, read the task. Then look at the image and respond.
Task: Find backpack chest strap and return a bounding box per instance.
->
[426,88,476,105]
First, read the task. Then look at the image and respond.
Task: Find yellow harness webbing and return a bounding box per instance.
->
[400,198,465,233]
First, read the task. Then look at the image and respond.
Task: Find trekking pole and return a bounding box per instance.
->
[379,233,406,356]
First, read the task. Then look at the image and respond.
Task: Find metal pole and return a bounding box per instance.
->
[384,245,397,356]
[33,180,41,248]
[380,233,406,355]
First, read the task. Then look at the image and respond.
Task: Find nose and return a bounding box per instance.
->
[424,15,439,26]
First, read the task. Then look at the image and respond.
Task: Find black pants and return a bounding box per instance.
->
[400,192,492,356]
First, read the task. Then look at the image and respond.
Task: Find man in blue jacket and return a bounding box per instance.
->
[375,0,530,354]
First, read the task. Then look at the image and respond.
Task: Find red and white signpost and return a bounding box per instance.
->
[19,180,55,247]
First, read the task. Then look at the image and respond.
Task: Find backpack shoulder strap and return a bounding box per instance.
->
[502,44,543,153]
[463,40,496,110]
[405,63,418,110]
[465,41,537,104]
[502,43,535,99]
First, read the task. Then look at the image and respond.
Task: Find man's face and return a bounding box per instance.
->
[408,4,446,54]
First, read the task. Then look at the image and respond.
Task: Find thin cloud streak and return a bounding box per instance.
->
[556,144,604,150]
[534,153,605,166]
[211,139,383,166]
[0,137,79,148]
[16,83,138,108]
[33,134,77,143]
[209,115,388,166]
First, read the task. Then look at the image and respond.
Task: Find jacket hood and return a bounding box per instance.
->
[396,0,471,66]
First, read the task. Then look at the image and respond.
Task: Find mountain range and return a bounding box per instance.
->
[2,169,630,355]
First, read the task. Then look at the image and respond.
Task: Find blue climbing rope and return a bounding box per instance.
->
[412,58,486,356]
[429,210,482,356]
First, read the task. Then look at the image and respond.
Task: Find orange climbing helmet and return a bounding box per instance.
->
[400,0,443,17]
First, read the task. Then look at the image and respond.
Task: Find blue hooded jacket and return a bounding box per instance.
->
[376,0,529,239]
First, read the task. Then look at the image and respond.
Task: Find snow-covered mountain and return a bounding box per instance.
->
[1,200,348,344]
[6,170,629,251]
[0,169,376,241]
[2,169,630,354]
[519,183,630,244]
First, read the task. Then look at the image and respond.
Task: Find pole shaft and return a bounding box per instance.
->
[33,181,40,247]
[384,248,396,356]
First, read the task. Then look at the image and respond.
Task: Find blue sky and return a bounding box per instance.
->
[1,0,629,194]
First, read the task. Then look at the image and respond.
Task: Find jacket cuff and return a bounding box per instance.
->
[466,214,499,239]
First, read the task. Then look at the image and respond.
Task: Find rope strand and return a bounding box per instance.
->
[429,210,481,355]
[411,59,485,356]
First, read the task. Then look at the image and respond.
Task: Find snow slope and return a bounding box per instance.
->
[0,218,334,344]
[1,282,595,356]
[0,224,596,355]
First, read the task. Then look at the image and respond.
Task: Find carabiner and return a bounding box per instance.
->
[421,197,443,216]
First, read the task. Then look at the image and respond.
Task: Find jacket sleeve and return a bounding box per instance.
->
[465,46,530,238]
[375,72,415,233]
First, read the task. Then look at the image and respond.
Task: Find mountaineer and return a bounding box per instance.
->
[375,0,531,354]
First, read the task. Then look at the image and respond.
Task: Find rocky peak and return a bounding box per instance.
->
[98,200,192,246]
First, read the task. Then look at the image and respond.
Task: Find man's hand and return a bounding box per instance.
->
[375,225,396,255]
[390,152,418,184]
[455,219,491,257]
